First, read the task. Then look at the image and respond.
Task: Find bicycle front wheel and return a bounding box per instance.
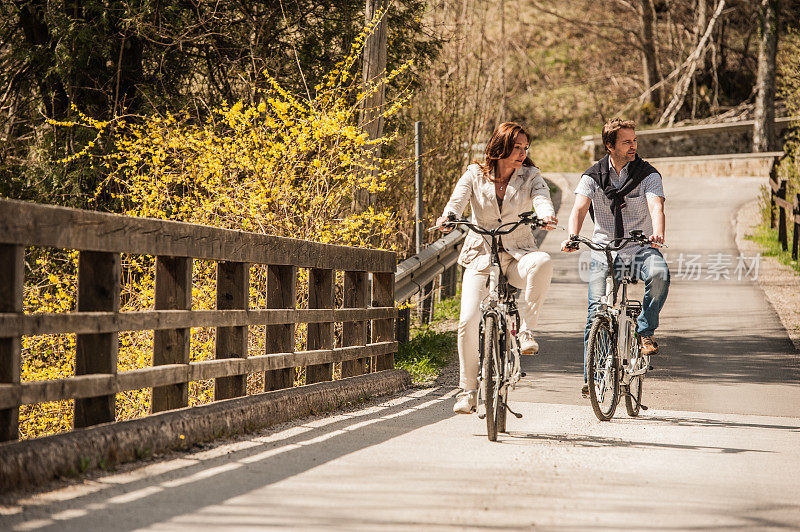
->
[587,316,618,421]
[482,314,501,441]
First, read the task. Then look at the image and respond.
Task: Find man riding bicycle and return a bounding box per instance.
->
[560,118,670,397]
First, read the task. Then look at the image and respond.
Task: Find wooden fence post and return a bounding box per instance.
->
[0,245,23,441]
[74,251,120,428]
[419,281,434,324]
[778,179,788,251]
[793,194,800,261]
[395,306,410,345]
[306,269,334,384]
[441,264,457,299]
[215,261,249,400]
[342,271,369,378]
[372,272,395,371]
[264,265,297,391]
[152,256,191,412]
[770,164,778,229]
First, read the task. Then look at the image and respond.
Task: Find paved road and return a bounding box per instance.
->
[3,175,799,531]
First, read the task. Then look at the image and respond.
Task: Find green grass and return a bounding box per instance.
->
[395,327,457,385]
[432,291,460,322]
[396,291,461,385]
[745,225,800,274]
[531,135,590,173]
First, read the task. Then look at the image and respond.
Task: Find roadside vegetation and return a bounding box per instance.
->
[746,225,800,274]
[395,287,460,386]
[752,28,800,276]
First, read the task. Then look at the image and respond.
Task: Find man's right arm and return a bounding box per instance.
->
[561,194,592,252]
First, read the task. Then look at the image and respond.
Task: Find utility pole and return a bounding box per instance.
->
[415,121,424,254]
[498,0,507,123]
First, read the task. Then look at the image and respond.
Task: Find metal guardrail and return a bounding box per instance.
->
[394,227,466,302]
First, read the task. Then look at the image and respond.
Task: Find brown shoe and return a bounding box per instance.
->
[640,336,659,356]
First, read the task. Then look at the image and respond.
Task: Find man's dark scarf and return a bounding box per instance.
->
[584,154,659,240]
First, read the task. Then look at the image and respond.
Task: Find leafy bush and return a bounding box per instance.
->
[20,17,412,440]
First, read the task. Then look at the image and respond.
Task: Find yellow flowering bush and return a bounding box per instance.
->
[21,16,412,439]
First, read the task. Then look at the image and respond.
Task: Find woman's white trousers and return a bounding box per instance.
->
[457,251,553,390]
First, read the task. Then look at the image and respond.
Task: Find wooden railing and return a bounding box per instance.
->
[0,198,397,442]
[769,158,800,260]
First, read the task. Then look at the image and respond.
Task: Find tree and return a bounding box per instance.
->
[639,0,662,108]
[753,0,779,152]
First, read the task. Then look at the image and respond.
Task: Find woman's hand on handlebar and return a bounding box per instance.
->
[434,214,454,233]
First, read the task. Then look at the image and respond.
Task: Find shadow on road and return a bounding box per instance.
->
[2,388,456,532]
[527,331,799,386]
[643,415,800,432]
[504,431,772,454]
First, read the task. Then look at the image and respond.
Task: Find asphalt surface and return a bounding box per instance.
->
[2,174,799,531]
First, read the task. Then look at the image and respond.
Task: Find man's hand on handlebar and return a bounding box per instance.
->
[561,235,580,253]
[649,232,665,248]
[541,215,558,231]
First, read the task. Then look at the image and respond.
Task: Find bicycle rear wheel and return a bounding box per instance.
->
[497,386,508,433]
[482,315,501,441]
[625,376,643,417]
[587,316,618,421]
[625,332,644,417]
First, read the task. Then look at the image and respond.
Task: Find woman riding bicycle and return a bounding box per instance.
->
[436,122,558,414]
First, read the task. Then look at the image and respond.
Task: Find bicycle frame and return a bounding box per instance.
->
[444,212,545,434]
[568,231,654,418]
[478,229,520,407]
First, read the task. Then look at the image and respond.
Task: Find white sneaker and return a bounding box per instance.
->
[517,330,539,355]
[453,390,477,414]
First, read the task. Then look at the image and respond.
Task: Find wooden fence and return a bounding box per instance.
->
[0,198,397,443]
[769,160,800,261]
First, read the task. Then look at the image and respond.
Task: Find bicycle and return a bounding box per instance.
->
[442,211,549,441]
[565,230,659,421]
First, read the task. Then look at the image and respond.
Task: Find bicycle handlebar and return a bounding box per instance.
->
[438,211,548,236]
[564,231,654,252]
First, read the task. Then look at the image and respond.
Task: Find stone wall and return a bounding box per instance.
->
[582,117,795,161]
[649,152,783,178]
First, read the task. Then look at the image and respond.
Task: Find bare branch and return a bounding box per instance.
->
[527,0,629,35]
[656,0,727,127]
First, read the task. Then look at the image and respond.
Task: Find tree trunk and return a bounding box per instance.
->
[355,0,389,213]
[694,0,709,71]
[15,0,68,119]
[753,0,778,152]
[639,0,661,108]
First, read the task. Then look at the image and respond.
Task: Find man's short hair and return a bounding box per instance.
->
[602,118,636,152]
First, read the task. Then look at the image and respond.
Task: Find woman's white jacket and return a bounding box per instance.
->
[442,163,555,271]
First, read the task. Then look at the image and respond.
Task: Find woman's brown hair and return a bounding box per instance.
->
[478,122,535,181]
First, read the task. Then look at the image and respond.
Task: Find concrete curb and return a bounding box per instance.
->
[0,369,411,493]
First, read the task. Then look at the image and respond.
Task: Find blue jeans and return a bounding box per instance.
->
[583,247,670,382]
